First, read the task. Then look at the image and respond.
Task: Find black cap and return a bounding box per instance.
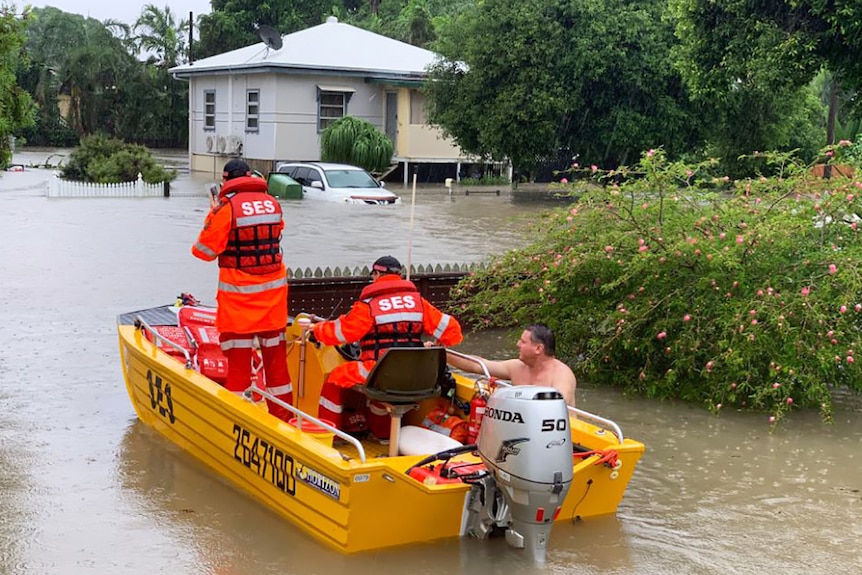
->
[371,255,402,274]
[223,159,251,180]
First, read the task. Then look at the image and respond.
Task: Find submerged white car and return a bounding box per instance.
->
[275,162,400,205]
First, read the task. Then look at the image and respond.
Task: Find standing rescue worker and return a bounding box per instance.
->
[192,159,293,421]
[311,255,463,440]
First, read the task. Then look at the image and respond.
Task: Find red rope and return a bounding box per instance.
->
[573,449,619,468]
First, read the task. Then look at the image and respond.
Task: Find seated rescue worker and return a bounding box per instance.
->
[311,256,463,441]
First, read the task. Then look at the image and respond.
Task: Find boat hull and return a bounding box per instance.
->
[118,309,644,553]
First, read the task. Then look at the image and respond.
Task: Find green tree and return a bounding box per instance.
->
[19,7,188,147]
[426,0,700,175]
[672,0,862,168]
[135,4,188,67]
[0,3,36,166]
[320,115,393,172]
[196,0,339,57]
[452,148,862,422]
[61,133,176,183]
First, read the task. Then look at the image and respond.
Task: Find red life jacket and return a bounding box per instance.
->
[359,277,425,361]
[217,177,283,275]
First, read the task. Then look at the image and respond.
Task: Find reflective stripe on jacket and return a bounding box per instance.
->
[358,278,424,361]
[312,274,464,364]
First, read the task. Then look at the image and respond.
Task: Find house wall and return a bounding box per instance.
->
[186,74,469,174]
[390,88,467,162]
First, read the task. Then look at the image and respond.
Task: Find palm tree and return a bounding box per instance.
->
[134,4,189,68]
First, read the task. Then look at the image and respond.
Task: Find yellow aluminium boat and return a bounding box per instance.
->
[118,302,645,561]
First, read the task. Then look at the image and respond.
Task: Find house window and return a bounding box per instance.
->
[246,90,259,132]
[318,90,352,132]
[204,90,216,130]
[410,91,427,125]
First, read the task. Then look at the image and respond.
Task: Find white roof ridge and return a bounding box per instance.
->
[172,17,440,78]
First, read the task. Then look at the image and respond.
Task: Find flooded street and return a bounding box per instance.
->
[1,150,861,574]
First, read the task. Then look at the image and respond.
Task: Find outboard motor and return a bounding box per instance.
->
[465,385,573,562]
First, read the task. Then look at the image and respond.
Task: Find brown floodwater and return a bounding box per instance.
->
[1,149,860,574]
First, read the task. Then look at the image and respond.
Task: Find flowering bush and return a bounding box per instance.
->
[451,147,862,422]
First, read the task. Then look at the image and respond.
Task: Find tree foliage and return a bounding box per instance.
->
[320,115,393,172]
[452,145,862,422]
[0,4,36,166]
[17,7,188,147]
[672,0,862,172]
[61,133,175,183]
[425,0,700,175]
[196,0,340,57]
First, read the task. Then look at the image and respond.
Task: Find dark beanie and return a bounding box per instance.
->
[372,255,402,274]
[223,159,251,180]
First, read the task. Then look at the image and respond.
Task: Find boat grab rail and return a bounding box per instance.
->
[249,387,368,464]
[445,349,625,444]
[135,316,193,369]
[134,315,368,462]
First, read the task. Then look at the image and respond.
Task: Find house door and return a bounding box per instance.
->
[385,92,398,145]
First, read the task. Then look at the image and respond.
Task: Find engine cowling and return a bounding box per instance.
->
[475,385,573,562]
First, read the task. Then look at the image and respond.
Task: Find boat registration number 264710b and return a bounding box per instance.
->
[232,423,296,495]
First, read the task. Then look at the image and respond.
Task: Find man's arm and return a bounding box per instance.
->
[445,351,518,381]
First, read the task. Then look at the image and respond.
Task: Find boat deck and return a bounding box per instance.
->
[336,436,392,461]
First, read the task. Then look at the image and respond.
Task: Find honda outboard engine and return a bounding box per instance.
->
[465,385,573,562]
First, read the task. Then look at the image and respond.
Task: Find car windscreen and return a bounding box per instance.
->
[324,169,378,189]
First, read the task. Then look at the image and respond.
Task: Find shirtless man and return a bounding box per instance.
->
[445,324,577,407]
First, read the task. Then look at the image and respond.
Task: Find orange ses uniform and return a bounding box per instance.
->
[313,274,463,437]
[191,176,293,420]
[192,176,288,333]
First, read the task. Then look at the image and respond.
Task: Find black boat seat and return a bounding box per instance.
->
[356,346,447,456]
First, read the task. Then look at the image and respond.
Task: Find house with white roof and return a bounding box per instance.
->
[170,16,473,183]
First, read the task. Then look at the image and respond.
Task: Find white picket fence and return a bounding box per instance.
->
[47,173,168,198]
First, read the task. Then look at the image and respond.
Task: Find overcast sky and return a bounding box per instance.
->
[24,1,213,26]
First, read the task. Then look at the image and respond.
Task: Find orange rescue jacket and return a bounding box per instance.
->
[192,177,288,334]
[313,274,463,356]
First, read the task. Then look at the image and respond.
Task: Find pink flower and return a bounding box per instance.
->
[848,356,855,364]
[856,304,862,312]
[757,289,764,297]
[716,403,722,410]
[591,164,598,173]
[646,149,655,158]
[751,319,758,326]
[560,178,568,184]
[772,382,780,389]
[736,235,744,244]
[639,245,648,252]
[769,416,776,424]
[801,287,811,297]
[829,264,838,274]
[841,305,848,313]
[683,314,691,322]
[826,150,835,158]
[657,331,667,340]
[838,139,852,147]
[786,398,793,405]
[749,309,757,316]
[730,382,737,390]
[604,245,614,253]
[705,360,714,372]
[719,232,726,240]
